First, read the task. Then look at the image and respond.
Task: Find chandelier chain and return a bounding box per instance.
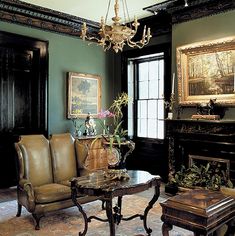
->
[121,0,126,24]
[105,0,112,24]
[123,0,131,27]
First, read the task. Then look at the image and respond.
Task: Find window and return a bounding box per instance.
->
[128,53,165,139]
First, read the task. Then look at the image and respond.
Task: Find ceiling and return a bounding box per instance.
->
[19,0,165,23]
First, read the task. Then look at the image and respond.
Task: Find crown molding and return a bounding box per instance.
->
[0,0,99,37]
[144,0,235,24]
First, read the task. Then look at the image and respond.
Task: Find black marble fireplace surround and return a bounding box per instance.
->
[166,119,235,185]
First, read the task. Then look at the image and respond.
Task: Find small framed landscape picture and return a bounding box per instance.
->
[67,72,101,118]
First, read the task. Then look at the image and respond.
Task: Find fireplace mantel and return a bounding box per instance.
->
[166,119,235,184]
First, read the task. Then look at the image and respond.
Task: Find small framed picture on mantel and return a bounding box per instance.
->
[67,72,101,118]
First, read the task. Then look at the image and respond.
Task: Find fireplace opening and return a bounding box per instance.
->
[172,154,233,190]
[189,154,230,179]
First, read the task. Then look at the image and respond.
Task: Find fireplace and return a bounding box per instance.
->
[166,119,235,185]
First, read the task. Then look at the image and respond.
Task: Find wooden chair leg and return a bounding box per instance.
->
[32,213,44,230]
[16,203,22,217]
[162,222,172,236]
[194,233,213,236]
[224,219,235,236]
[101,199,106,210]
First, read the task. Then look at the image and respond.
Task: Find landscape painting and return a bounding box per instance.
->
[177,37,235,105]
[188,51,235,96]
[67,72,101,118]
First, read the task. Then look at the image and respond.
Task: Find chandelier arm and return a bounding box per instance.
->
[85,36,100,42]
[104,41,112,51]
[127,40,142,49]
[127,38,150,49]
[98,38,106,47]
[81,35,105,46]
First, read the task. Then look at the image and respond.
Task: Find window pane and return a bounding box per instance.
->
[159,59,164,98]
[148,118,157,138]
[128,61,134,85]
[128,101,133,119]
[139,62,148,81]
[138,100,147,118]
[128,61,134,99]
[128,61,134,138]
[128,118,133,137]
[157,120,164,139]
[138,118,147,137]
[158,99,164,120]
[149,80,158,99]
[148,100,157,119]
[128,102,134,136]
[139,81,148,99]
[149,61,158,81]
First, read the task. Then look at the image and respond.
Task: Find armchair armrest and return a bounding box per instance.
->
[18,178,35,211]
[19,178,33,190]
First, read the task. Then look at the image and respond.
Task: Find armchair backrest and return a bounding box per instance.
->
[49,133,77,183]
[15,135,53,187]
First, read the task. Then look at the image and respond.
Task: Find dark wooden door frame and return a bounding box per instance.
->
[0,30,49,136]
[0,31,48,187]
[120,44,171,182]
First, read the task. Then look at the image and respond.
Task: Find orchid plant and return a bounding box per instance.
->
[97,92,129,148]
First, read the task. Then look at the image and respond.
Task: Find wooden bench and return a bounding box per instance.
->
[160,189,235,236]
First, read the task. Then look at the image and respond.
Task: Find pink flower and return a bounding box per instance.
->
[98,109,115,118]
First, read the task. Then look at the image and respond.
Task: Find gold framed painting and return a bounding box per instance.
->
[67,72,101,118]
[177,36,235,106]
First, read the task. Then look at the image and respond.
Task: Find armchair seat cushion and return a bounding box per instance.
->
[58,180,72,187]
[34,183,71,204]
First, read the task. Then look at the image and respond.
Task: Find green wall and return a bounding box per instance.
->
[0,21,116,135]
[172,9,235,119]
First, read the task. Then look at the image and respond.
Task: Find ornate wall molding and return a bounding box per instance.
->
[0,0,99,37]
[144,0,235,24]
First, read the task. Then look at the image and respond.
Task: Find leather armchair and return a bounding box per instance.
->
[15,133,100,230]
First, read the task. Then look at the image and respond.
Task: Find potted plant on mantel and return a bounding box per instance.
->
[96,92,135,170]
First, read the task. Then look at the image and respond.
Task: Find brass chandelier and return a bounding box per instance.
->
[80,0,152,53]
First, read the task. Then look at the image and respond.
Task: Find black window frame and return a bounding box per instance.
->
[121,43,171,143]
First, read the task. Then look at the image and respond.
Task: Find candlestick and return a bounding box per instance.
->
[171,73,175,95]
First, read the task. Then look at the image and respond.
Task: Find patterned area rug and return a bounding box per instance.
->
[0,194,193,236]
